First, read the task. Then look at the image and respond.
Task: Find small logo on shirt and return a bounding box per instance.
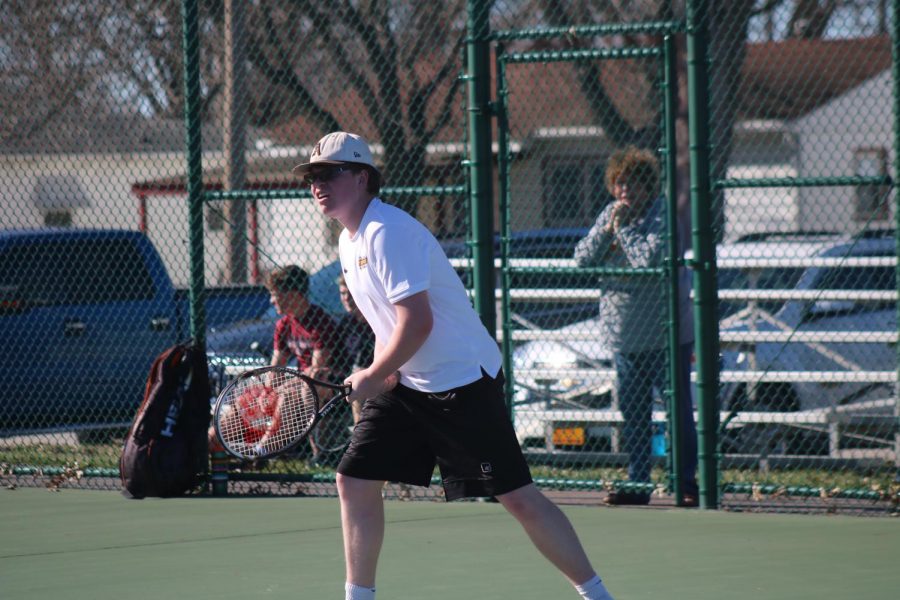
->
[358,257,368,268]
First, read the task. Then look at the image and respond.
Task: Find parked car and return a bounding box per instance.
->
[446,227,597,329]
[0,229,270,435]
[511,315,615,447]
[511,232,897,455]
[716,233,896,454]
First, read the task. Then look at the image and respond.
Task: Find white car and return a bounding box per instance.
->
[511,232,897,456]
[716,233,896,455]
[717,234,895,409]
[511,316,615,447]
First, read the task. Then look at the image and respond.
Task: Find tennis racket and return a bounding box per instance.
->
[311,404,355,454]
[213,366,351,460]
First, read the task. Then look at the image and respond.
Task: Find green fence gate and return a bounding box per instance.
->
[492,28,692,504]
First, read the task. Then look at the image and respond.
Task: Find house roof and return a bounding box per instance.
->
[130,34,893,195]
[267,35,893,150]
[737,35,892,120]
[265,52,655,149]
[0,112,232,156]
[7,35,888,163]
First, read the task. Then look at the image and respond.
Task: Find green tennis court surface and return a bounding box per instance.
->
[1,488,897,599]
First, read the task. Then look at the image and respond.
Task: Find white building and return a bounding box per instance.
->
[0,115,336,287]
[794,69,894,233]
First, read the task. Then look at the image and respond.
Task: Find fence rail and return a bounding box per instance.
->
[450,257,900,269]
[514,330,898,343]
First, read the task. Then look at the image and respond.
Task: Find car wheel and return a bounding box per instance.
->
[721,383,825,456]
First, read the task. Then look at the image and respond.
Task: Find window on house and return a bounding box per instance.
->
[32,175,89,227]
[43,209,72,227]
[206,203,226,231]
[588,164,612,220]
[853,148,889,222]
[541,159,609,228]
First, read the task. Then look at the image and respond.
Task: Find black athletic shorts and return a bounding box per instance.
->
[337,368,533,501]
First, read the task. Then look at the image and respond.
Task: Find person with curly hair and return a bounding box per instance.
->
[575,146,698,507]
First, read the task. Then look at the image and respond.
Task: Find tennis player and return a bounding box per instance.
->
[294,132,615,600]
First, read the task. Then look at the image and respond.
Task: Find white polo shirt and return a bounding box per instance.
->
[338,198,501,392]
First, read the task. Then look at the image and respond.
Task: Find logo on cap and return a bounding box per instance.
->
[312,142,322,157]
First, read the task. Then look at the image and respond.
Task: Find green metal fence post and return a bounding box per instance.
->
[893,0,900,475]
[181,0,221,495]
[466,0,496,337]
[662,34,684,505]
[686,0,720,509]
[495,46,515,417]
[180,0,205,349]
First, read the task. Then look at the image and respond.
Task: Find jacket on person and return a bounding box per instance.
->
[573,196,693,354]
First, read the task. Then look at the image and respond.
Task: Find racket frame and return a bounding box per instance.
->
[213,366,351,460]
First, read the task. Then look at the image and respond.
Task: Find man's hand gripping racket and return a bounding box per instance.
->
[213,366,396,460]
[213,366,355,460]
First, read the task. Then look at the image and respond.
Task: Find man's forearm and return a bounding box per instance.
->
[367,292,432,380]
[368,323,429,380]
[310,347,330,371]
[271,349,288,367]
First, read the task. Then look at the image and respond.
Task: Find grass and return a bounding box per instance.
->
[2,442,896,501]
[529,464,897,490]
[0,443,122,470]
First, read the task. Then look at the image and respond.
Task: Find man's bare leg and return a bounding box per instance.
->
[497,483,614,598]
[337,474,386,588]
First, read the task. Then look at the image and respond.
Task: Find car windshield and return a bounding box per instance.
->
[814,265,896,291]
[717,267,806,319]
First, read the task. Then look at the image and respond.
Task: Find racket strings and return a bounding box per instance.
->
[217,371,318,455]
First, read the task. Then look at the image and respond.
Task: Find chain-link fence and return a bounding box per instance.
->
[1,1,897,514]
[705,2,899,514]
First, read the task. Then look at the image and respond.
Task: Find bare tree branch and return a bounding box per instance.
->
[788,0,838,38]
[751,0,787,17]
[305,4,386,129]
[245,26,341,132]
[423,69,464,142]
[539,0,657,147]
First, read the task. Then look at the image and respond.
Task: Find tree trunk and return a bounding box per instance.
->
[707,1,755,243]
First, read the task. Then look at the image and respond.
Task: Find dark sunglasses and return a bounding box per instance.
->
[302,165,356,186]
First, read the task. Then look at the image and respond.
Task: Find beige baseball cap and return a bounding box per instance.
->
[292,131,379,181]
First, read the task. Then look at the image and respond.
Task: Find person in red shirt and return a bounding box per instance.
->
[265,265,338,458]
[267,265,336,379]
[210,265,338,459]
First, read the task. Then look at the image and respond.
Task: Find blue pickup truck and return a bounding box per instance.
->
[0,229,270,437]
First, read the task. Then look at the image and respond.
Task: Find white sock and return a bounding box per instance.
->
[575,574,614,600]
[345,582,376,600]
